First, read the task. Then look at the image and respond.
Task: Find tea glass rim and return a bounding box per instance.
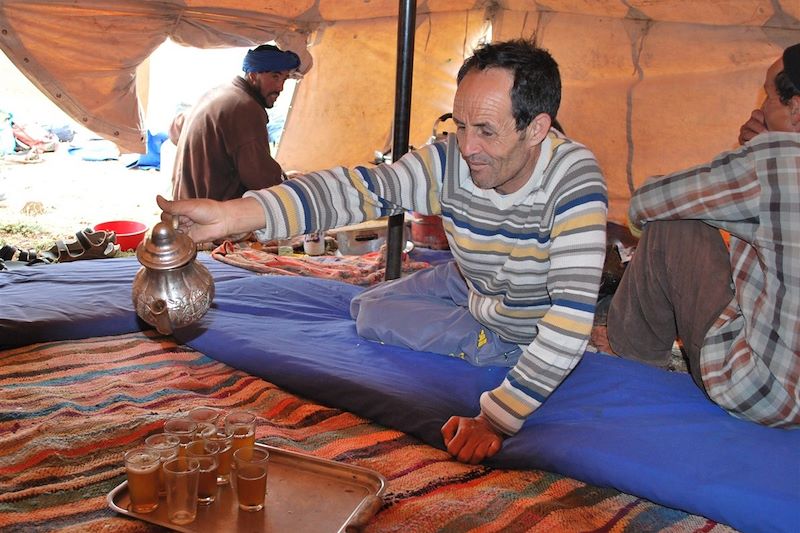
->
[207,431,233,443]
[187,405,223,423]
[162,457,200,474]
[163,417,198,434]
[233,446,269,464]
[124,446,161,466]
[186,439,222,457]
[194,421,218,438]
[144,433,181,449]
[224,410,257,424]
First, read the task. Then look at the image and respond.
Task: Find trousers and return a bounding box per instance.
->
[350,261,521,367]
[607,220,734,391]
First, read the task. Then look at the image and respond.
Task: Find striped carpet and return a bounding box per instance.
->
[0,331,737,532]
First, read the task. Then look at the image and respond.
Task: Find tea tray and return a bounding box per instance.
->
[108,443,386,532]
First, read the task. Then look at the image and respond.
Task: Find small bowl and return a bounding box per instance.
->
[93,220,148,252]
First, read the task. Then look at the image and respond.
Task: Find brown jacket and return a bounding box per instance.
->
[171,76,283,201]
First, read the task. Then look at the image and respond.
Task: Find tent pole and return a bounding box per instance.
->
[384,0,416,281]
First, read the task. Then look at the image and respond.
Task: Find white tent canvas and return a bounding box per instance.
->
[0,0,798,222]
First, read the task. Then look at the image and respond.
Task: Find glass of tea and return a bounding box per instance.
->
[124,447,161,513]
[232,447,269,512]
[224,410,257,455]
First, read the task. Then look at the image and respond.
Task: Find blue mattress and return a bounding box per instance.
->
[1,256,797,532]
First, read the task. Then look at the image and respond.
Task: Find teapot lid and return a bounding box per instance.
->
[136,221,197,270]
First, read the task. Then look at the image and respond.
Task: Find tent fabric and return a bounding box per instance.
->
[1,2,799,221]
[0,257,798,533]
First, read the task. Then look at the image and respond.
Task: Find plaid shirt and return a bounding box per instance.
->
[630,132,800,428]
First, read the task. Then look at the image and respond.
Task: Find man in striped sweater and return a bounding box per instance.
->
[159,39,608,463]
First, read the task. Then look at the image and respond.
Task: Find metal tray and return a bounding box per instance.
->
[108,443,386,532]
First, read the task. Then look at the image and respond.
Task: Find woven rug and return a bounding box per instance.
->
[210,240,431,286]
[0,332,737,532]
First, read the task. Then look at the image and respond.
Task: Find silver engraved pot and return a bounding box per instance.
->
[131,220,215,335]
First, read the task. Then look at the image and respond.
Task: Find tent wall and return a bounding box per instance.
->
[494,11,799,221]
[0,0,316,153]
[278,9,489,171]
[0,1,798,222]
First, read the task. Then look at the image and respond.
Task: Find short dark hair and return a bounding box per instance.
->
[457,39,561,132]
[775,71,800,105]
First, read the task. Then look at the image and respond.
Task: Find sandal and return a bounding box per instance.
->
[17,249,57,265]
[46,228,120,263]
[0,244,17,261]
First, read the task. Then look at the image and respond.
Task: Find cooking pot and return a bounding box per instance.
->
[329,218,410,255]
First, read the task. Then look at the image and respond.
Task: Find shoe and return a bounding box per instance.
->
[46,228,119,262]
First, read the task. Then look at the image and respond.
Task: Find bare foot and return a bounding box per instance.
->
[590,325,615,355]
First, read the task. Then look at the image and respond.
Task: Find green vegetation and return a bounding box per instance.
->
[0,221,55,251]
[0,221,44,236]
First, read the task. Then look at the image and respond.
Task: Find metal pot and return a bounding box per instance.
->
[330,218,412,255]
[333,221,389,255]
[131,220,215,335]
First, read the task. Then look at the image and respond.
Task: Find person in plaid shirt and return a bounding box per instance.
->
[607,44,800,428]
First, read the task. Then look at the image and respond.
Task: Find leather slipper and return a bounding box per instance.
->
[47,228,120,262]
[0,244,17,261]
[17,249,57,264]
[77,228,120,259]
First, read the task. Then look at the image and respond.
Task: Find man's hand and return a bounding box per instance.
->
[738,109,767,145]
[441,414,504,464]
[156,195,264,244]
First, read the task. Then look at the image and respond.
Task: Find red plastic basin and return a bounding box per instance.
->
[93,220,148,252]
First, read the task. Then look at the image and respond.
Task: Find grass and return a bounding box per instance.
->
[0,221,137,258]
[0,221,57,252]
[0,221,44,235]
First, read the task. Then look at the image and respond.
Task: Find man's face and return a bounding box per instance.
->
[252,71,292,108]
[760,58,794,132]
[452,68,542,195]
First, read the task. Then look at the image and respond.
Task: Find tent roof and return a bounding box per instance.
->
[1,1,797,153]
[0,1,798,223]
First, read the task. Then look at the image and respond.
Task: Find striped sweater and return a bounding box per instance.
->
[245,130,608,434]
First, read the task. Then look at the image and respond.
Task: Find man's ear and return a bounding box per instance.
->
[526,113,552,145]
[790,95,800,131]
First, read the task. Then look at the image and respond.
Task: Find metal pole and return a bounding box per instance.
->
[384,0,416,280]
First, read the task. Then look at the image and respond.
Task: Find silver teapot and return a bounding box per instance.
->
[131,220,215,335]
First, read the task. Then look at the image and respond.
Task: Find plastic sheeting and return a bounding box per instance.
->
[0,1,798,221]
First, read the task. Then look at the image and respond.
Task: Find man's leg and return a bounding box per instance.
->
[607,220,734,390]
[351,261,521,366]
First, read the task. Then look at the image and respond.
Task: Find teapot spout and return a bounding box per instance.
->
[150,299,173,335]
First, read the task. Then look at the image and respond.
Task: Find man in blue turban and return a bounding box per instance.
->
[171,44,301,204]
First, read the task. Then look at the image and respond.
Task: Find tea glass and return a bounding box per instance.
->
[144,433,180,496]
[232,447,269,512]
[224,410,257,455]
[162,457,200,525]
[186,440,220,505]
[163,418,198,457]
[206,431,234,485]
[124,447,161,513]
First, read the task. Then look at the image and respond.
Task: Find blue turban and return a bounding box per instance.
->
[242,47,301,73]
